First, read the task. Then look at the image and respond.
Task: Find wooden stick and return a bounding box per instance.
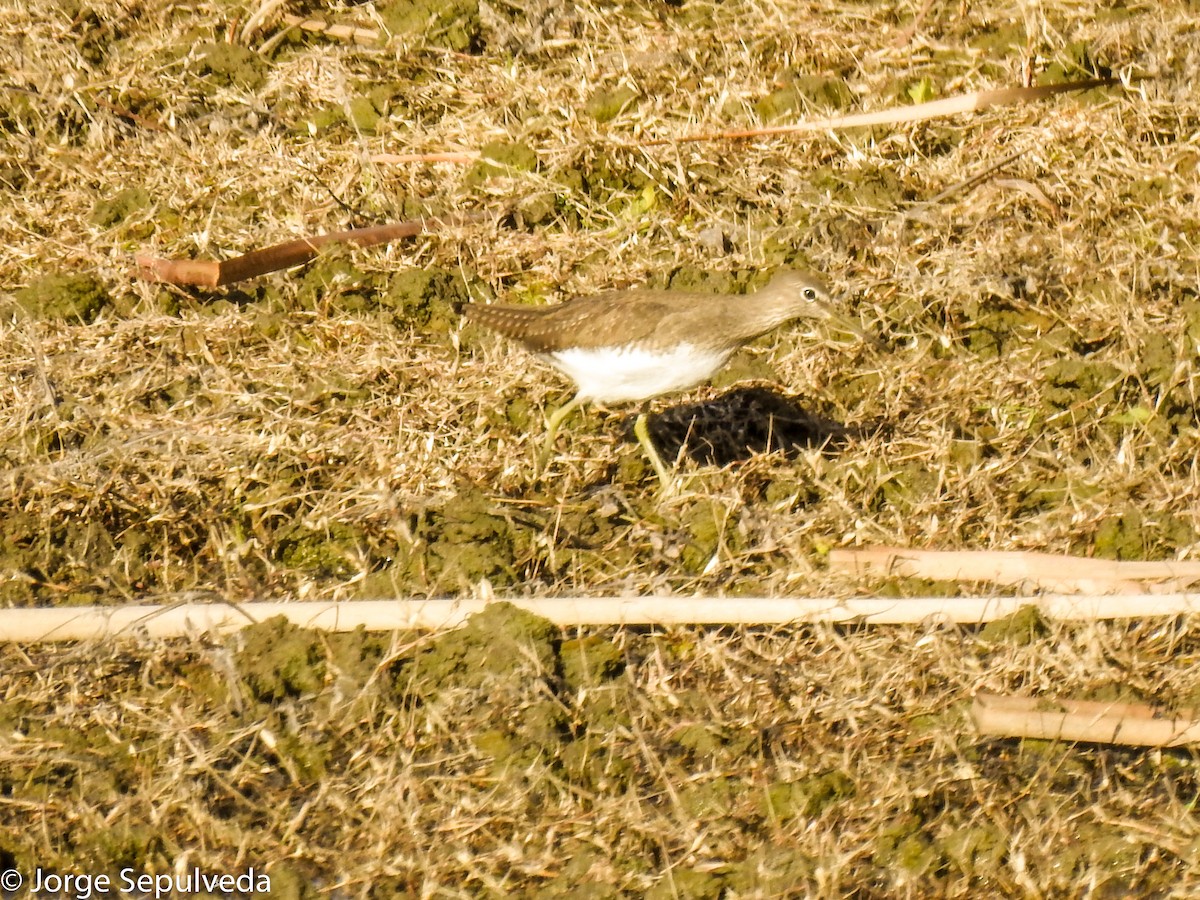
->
[972,692,1200,747]
[134,212,490,288]
[635,78,1121,146]
[3,593,1200,642]
[829,547,1200,594]
[278,13,379,45]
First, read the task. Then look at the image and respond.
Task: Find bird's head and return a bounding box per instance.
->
[760,269,875,345]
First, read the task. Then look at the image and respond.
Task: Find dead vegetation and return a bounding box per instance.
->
[2,0,1200,894]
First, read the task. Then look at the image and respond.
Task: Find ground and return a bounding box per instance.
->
[1,0,1199,895]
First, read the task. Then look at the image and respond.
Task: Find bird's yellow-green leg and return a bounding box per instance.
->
[536,395,583,474]
[634,411,675,494]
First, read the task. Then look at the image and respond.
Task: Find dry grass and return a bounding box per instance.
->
[2,0,1200,894]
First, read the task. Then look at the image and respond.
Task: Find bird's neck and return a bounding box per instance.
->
[718,290,799,345]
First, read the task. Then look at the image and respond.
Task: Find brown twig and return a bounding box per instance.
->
[920,147,1028,206]
[93,95,167,132]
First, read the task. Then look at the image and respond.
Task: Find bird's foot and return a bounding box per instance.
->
[634,412,678,496]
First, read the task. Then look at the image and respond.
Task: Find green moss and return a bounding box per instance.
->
[1137,331,1177,388]
[471,728,514,758]
[939,824,1005,874]
[949,438,982,469]
[967,23,1026,54]
[1042,358,1123,411]
[1121,174,1174,206]
[1081,683,1149,707]
[755,75,853,120]
[646,867,725,900]
[763,476,820,510]
[302,104,344,134]
[1183,300,1200,345]
[1038,41,1109,85]
[402,603,569,769]
[192,42,266,90]
[978,605,1048,645]
[295,247,379,313]
[965,305,1057,357]
[466,140,539,184]
[407,601,559,691]
[275,522,366,578]
[585,86,640,123]
[762,770,855,820]
[378,0,481,52]
[1091,510,1192,562]
[724,847,816,895]
[873,813,945,877]
[294,372,373,409]
[560,635,624,691]
[679,775,740,818]
[324,627,390,688]
[834,165,908,210]
[503,394,536,432]
[516,192,560,226]
[709,349,779,390]
[879,461,940,513]
[404,488,523,588]
[264,863,321,900]
[662,265,746,294]
[680,499,728,572]
[6,717,137,803]
[560,150,653,211]
[173,658,232,708]
[1045,821,1143,880]
[561,738,635,792]
[534,847,621,897]
[1093,509,1140,560]
[91,186,151,227]
[14,272,111,323]
[299,78,420,135]
[235,616,326,702]
[346,94,382,132]
[380,266,471,333]
[0,83,38,135]
[577,684,635,731]
[77,824,174,872]
[272,731,329,784]
[671,717,756,763]
[1016,475,1104,516]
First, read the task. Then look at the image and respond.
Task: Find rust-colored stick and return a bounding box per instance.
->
[134,212,490,288]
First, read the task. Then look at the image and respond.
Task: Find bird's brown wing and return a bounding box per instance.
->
[461,290,693,353]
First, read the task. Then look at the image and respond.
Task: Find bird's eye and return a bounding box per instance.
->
[802,288,817,301]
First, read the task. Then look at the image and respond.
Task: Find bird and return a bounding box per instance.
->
[459,268,864,491]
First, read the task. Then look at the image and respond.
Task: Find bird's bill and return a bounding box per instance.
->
[817,304,883,348]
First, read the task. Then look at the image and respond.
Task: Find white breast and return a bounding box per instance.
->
[544,343,733,404]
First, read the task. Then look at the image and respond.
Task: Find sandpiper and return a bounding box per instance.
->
[460,269,863,490]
